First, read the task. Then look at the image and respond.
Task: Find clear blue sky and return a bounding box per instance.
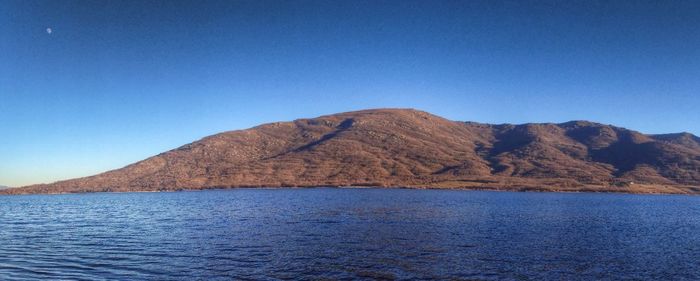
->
[1,0,699,187]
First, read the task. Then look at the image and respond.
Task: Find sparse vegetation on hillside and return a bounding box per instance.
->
[4,109,700,195]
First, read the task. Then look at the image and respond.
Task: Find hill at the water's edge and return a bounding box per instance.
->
[4,109,700,195]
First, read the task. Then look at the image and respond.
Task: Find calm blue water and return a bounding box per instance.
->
[1,189,699,280]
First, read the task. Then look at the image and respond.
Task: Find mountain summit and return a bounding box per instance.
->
[5,109,700,195]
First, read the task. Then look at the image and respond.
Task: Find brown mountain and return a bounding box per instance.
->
[4,109,700,195]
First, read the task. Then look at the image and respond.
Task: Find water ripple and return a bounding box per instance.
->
[1,189,700,280]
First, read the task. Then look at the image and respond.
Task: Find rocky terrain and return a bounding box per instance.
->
[4,109,700,195]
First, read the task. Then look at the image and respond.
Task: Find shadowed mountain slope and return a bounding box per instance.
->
[4,109,700,195]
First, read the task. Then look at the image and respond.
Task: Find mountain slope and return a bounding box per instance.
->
[4,109,700,195]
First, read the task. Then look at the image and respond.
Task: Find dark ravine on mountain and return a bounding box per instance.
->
[4,109,700,195]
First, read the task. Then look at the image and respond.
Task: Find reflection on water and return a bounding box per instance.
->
[1,189,699,280]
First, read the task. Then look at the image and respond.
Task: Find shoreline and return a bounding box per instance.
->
[1,184,698,197]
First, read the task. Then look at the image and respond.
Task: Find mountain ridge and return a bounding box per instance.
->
[4,108,700,195]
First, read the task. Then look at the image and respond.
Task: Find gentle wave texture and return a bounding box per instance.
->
[1,189,699,280]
